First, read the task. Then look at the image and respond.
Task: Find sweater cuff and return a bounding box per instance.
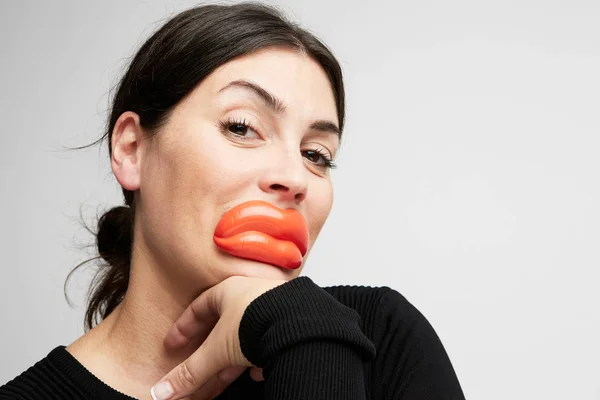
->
[262,339,368,399]
[238,276,377,367]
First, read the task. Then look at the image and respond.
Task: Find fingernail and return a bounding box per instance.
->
[151,380,174,400]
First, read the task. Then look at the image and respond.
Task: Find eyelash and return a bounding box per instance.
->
[218,117,257,139]
[218,117,337,170]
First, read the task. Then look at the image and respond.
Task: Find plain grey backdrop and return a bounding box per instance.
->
[1,0,599,398]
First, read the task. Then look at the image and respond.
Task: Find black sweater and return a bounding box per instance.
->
[0,277,465,399]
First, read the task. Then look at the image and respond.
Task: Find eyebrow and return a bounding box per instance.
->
[309,120,341,138]
[218,79,341,138]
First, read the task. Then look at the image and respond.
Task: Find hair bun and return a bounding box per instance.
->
[96,206,133,263]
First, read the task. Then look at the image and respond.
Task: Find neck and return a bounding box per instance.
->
[67,241,205,399]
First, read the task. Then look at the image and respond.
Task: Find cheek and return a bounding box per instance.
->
[151,126,263,236]
[140,129,224,235]
[155,125,245,198]
[307,181,334,242]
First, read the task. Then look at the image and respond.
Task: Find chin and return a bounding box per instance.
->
[221,253,301,282]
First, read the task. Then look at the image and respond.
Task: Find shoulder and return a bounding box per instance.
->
[322,283,424,328]
[322,283,443,354]
[323,283,465,399]
[0,346,87,400]
[0,351,54,400]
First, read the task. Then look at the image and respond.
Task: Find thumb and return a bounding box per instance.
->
[151,311,244,400]
[151,336,224,400]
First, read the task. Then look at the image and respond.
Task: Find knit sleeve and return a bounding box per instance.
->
[238,276,377,400]
[370,289,466,400]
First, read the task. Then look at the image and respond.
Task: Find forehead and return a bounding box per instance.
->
[191,47,339,122]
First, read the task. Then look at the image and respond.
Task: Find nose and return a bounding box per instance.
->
[259,153,308,204]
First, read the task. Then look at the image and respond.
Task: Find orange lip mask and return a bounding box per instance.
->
[213,200,309,270]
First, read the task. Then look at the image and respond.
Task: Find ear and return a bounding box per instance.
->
[111,111,144,192]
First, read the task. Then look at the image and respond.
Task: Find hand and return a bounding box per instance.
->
[150,276,287,400]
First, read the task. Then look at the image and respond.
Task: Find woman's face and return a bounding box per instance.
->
[127,48,340,288]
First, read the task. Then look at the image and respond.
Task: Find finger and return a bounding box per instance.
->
[249,367,264,382]
[164,285,222,349]
[217,366,248,383]
[188,366,247,400]
[152,316,233,399]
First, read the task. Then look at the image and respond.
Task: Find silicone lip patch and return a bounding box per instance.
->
[213,200,309,270]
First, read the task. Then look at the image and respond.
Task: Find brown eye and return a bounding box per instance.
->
[302,149,336,169]
[228,123,248,136]
[303,150,322,163]
[219,118,261,140]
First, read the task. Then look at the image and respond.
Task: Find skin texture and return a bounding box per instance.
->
[66,47,340,400]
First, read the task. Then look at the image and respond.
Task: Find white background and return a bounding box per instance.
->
[1,1,599,399]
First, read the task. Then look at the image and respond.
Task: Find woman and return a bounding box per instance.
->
[0,3,465,400]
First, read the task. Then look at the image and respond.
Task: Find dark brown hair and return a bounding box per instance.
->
[66,2,345,331]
